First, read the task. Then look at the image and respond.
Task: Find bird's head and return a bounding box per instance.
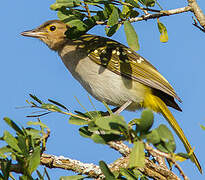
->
[21,20,68,51]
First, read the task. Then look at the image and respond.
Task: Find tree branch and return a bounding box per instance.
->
[95,6,192,25]
[107,141,188,180]
[107,141,131,156]
[187,0,205,30]
[129,6,192,23]
[1,142,184,180]
[144,143,189,180]
[40,152,180,180]
[40,153,101,178]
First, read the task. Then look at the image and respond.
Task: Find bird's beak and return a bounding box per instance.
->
[21,29,47,38]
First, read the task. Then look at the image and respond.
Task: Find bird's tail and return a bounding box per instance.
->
[144,94,202,173]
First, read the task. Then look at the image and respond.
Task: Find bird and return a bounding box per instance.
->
[21,20,201,173]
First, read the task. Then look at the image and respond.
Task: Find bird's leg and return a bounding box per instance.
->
[114,100,132,114]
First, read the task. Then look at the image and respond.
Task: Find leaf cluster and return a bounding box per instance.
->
[0,95,190,179]
[69,107,176,154]
[50,0,168,51]
[0,117,49,179]
[67,107,178,179]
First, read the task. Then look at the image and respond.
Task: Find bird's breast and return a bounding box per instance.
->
[59,46,149,111]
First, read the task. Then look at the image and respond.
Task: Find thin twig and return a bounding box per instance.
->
[106,141,180,179]
[107,141,131,156]
[129,6,192,23]
[192,16,205,32]
[73,8,99,13]
[172,161,189,180]
[93,4,103,10]
[144,143,188,180]
[94,6,192,26]
[84,2,91,17]
[143,9,149,15]
[29,104,90,121]
[41,127,51,152]
[113,0,161,13]
[40,153,102,178]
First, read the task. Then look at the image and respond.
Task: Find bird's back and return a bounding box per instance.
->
[58,34,181,111]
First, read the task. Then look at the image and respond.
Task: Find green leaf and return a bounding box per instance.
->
[25,128,41,140]
[125,0,140,8]
[28,147,41,174]
[50,0,81,10]
[58,8,85,21]
[85,111,104,119]
[27,121,48,129]
[41,103,62,112]
[3,117,24,135]
[176,152,190,159]
[157,125,172,141]
[58,8,87,31]
[3,131,21,153]
[0,146,12,155]
[139,0,155,7]
[200,125,205,130]
[135,109,154,133]
[95,114,128,132]
[79,126,93,138]
[91,134,107,144]
[0,146,12,158]
[0,154,7,159]
[29,94,43,104]
[83,17,97,31]
[48,99,69,111]
[86,0,109,3]
[88,121,100,132]
[104,4,114,17]
[120,168,138,180]
[129,141,145,168]
[145,129,160,144]
[16,135,28,156]
[69,116,89,125]
[99,161,115,180]
[124,21,140,51]
[157,20,168,42]
[105,24,121,37]
[97,10,109,21]
[133,169,142,177]
[91,132,122,144]
[156,124,176,153]
[107,7,119,26]
[69,110,102,125]
[154,143,168,153]
[130,10,139,18]
[140,176,149,180]
[0,160,11,180]
[121,5,139,19]
[60,175,85,180]
[122,5,130,18]
[20,175,31,180]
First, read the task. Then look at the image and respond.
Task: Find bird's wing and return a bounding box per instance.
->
[86,36,181,102]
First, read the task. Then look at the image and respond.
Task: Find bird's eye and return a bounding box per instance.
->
[49,25,56,32]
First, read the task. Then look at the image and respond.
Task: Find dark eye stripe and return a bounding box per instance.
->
[50,25,56,31]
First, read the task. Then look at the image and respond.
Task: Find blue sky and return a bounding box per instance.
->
[1,0,205,179]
